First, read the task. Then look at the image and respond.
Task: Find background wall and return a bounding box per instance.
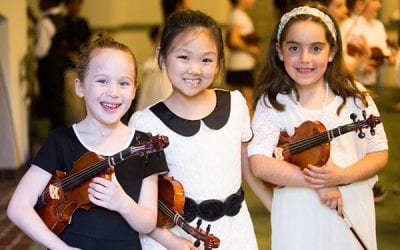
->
[0,0,29,170]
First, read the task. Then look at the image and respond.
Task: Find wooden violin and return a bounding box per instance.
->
[226,30,260,50]
[158,175,220,250]
[35,134,169,235]
[273,111,381,169]
[347,39,398,68]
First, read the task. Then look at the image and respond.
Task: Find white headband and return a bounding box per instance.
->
[277,6,337,43]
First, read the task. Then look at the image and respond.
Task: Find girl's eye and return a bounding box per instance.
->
[312,46,322,53]
[97,79,107,84]
[202,58,213,63]
[288,46,298,51]
[177,55,189,60]
[120,81,131,87]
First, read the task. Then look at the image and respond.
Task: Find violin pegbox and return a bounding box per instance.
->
[350,111,381,139]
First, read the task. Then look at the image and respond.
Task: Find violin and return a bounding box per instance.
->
[35,134,169,235]
[273,111,381,169]
[226,30,260,50]
[158,175,220,250]
[347,39,398,68]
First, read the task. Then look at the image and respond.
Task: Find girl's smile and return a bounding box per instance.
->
[164,29,218,97]
[277,20,336,88]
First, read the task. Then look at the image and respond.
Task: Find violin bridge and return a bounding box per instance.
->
[48,184,60,200]
[274,147,284,160]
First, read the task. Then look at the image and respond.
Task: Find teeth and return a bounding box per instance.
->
[297,68,313,73]
[184,78,201,85]
[102,102,120,108]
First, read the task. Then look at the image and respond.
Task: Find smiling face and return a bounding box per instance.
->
[276,20,336,90]
[75,48,136,126]
[162,28,219,98]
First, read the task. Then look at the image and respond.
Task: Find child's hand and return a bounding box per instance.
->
[316,186,343,215]
[246,45,260,56]
[165,236,198,250]
[303,158,346,188]
[88,174,130,213]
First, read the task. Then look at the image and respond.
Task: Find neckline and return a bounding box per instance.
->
[291,82,329,120]
[150,89,231,137]
[72,124,135,156]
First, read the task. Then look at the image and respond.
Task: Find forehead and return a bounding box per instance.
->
[89,48,133,64]
[87,48,135,74]
[171,28,215,48]
[284,20,328,43]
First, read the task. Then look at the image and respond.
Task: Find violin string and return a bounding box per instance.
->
[58,145,147,188]
[40,144,149,200]
[287,123,361,154]
[158,200,193,233]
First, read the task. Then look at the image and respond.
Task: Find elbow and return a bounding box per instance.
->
[249,156,263,179]
[7,199,19,224]
[379,150,389,171]
[141,211,158,234]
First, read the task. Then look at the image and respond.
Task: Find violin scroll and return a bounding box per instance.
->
[350,111,381,139]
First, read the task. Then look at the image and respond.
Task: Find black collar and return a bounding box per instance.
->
[150,90,231,137]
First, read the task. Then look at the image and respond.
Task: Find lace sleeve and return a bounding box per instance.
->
[248,100,281,157]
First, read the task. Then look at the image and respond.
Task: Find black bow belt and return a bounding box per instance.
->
[183,187,244,222]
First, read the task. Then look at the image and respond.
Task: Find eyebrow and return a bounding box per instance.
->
[284,40,327,46]
[174,48,217,56]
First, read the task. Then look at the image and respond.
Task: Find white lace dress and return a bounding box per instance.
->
[248,87,388,250]
[129,90,258,250]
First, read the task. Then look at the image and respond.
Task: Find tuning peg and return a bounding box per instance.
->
[194,219,202,247]
[370,128,375,136]
[196,219,202,229]
[362,110,367,119]
[350,113,357,121]
[206,224,211,234]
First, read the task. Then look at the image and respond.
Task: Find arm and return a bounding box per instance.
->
[249,154,344,213]
[249,154,309,188]
[88,173,159,234]
[146,227,196,250]
[303,150,388,188]
[228,24,259,56]
[241,143,272,211]
[34,18,55,59]
[7,165,78,250]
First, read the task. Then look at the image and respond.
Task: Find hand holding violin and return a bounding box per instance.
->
[303,158,347,189]
[164,235,198,250]
[88,173,130,213]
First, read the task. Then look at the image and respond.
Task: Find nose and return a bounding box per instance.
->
[300,50,311,63]
[106,82,120,97]
[188,61,201,74]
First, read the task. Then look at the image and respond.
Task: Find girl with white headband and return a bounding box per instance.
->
[248,4,388,250]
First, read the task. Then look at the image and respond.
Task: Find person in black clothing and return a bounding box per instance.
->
[64,0,91,68]
[7,33,169,250]
[34,0,68,129]
[63,0,92,124]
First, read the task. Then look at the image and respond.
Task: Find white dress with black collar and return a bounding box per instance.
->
[129,89,258,250]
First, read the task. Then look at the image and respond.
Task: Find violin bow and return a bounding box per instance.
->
[341,212,368,250]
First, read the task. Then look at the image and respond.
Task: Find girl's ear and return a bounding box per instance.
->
[328,45,338,62]
[75,79,84,98]
[275,43,284,61]
[156,46,166,69]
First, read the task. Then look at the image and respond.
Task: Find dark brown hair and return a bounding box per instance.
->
[158,9,225,78]
[254,4,368,115]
